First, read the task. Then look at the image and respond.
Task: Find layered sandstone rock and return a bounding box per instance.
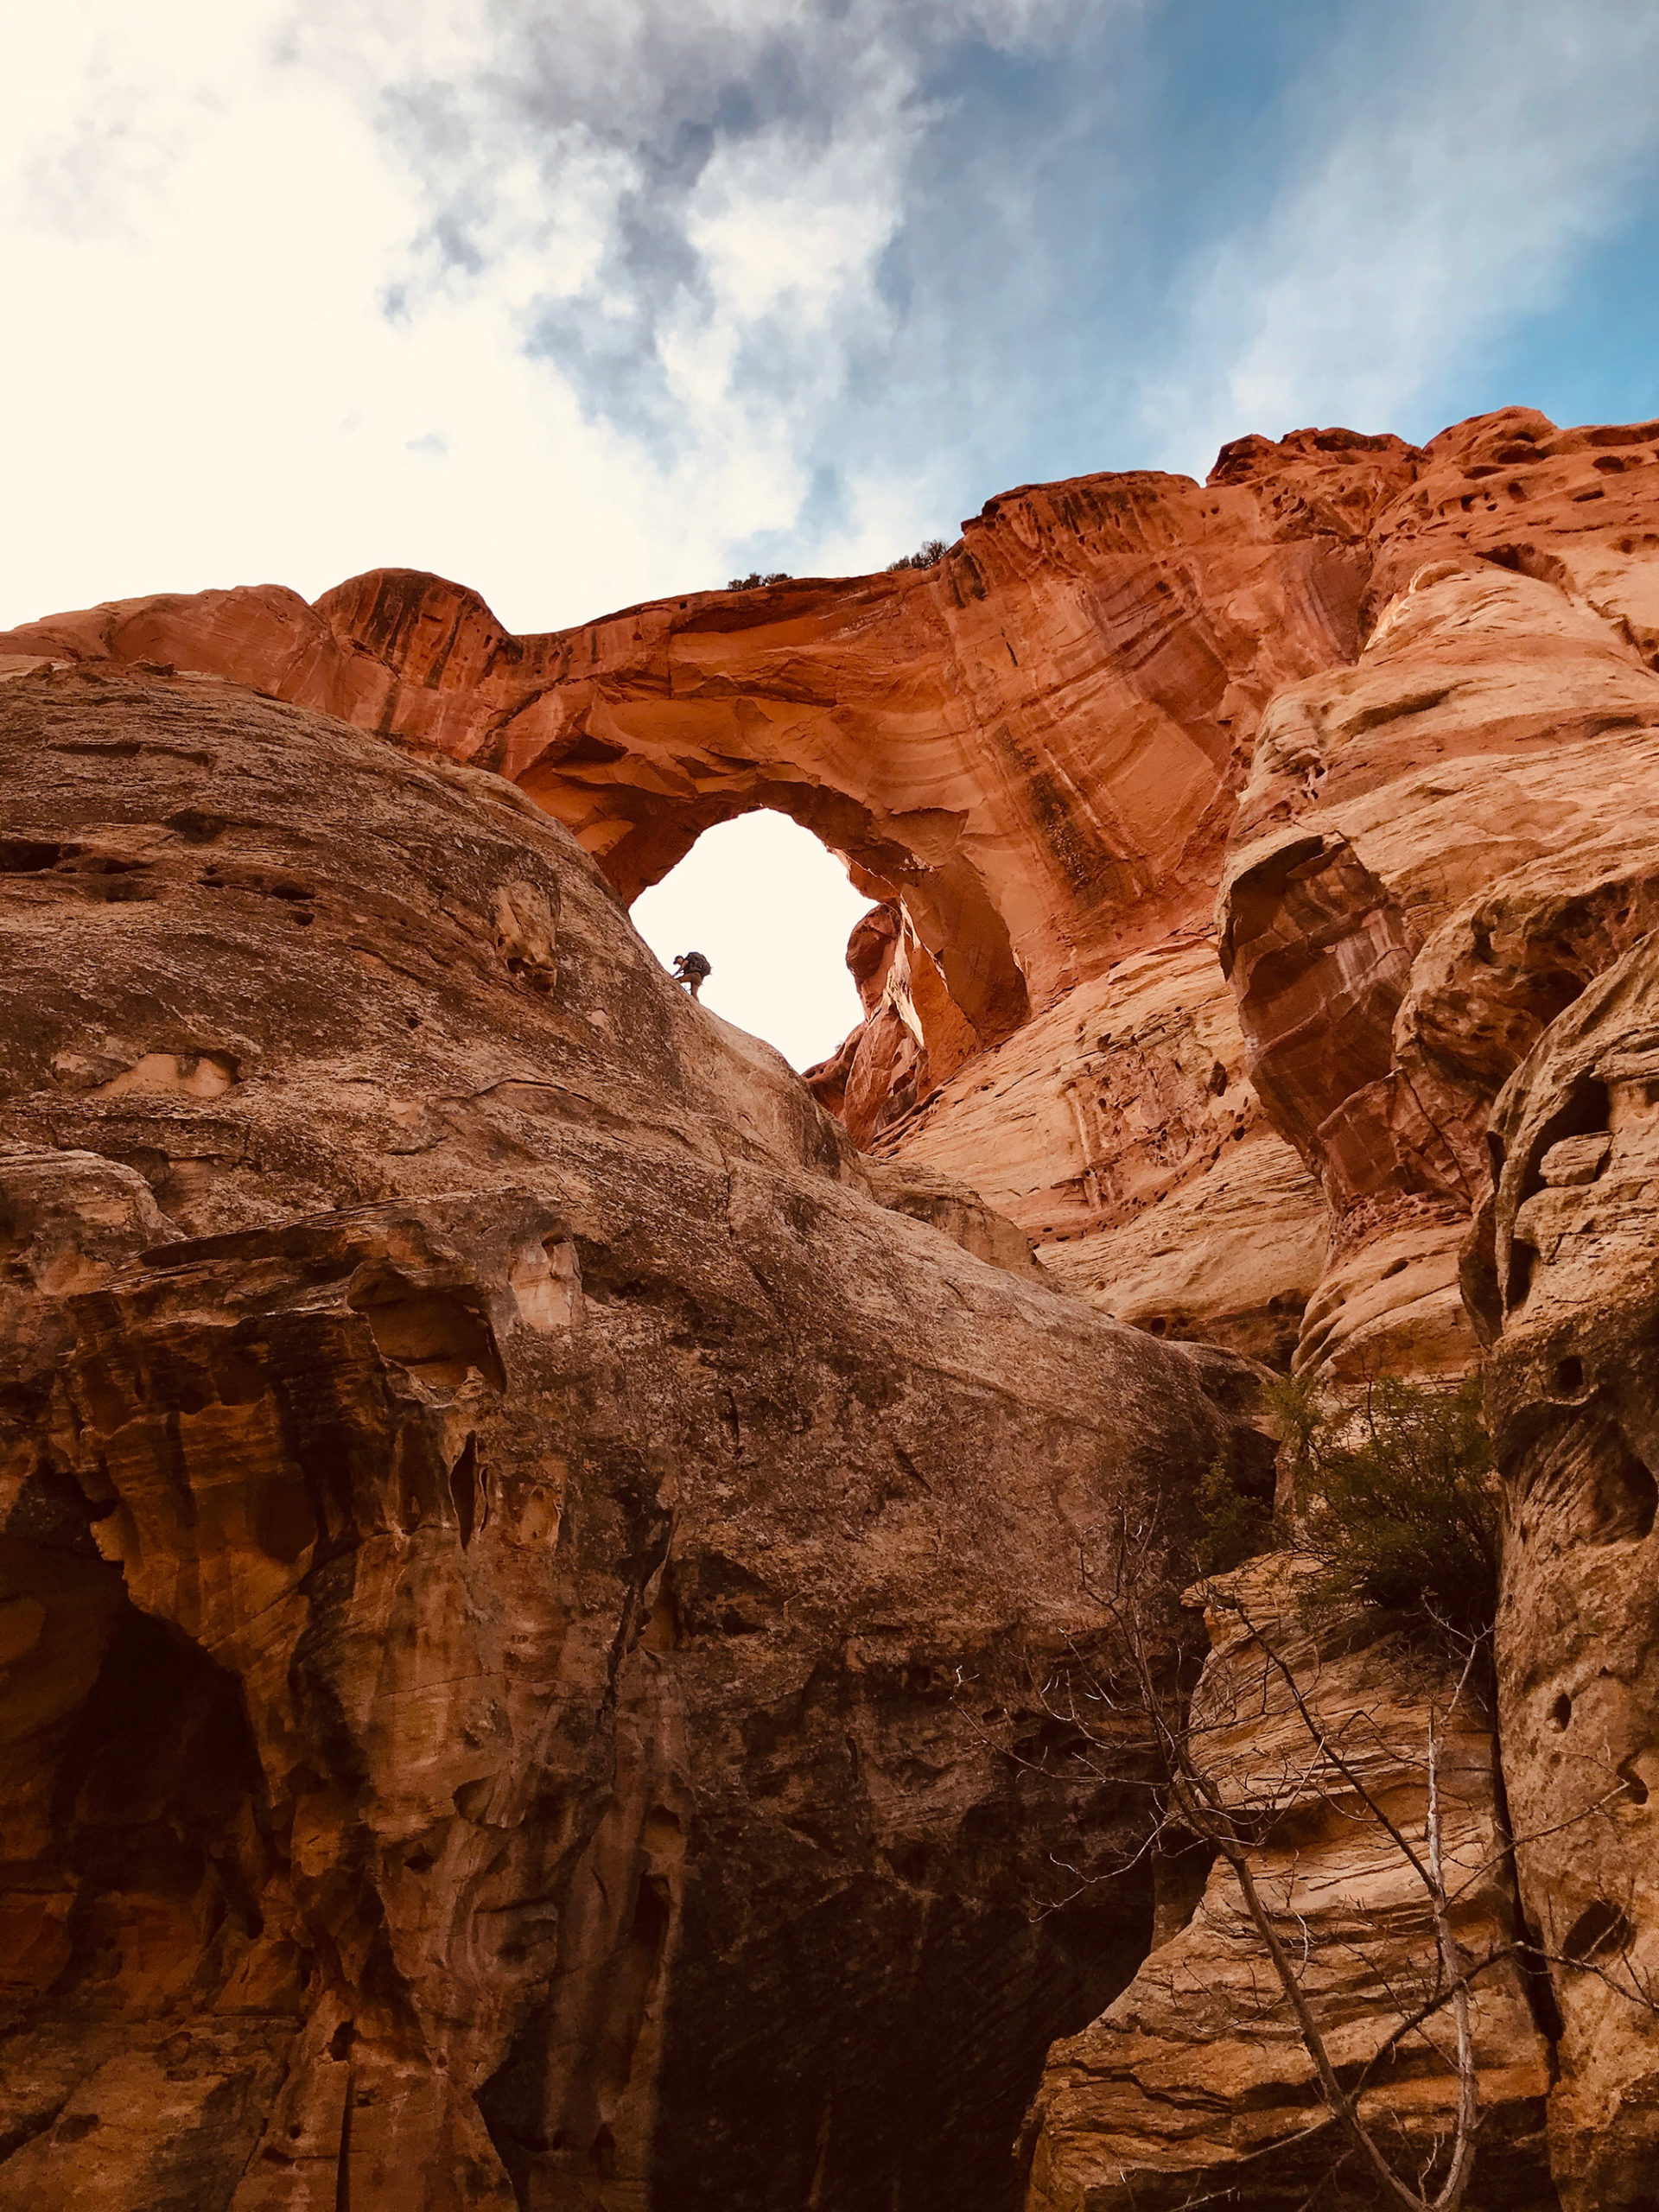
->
[802,901,978,1147]
[0,670,1253,2212]
[1220,547,1659,1379]
[0,438,1408,1035]
[1022,1561,1557,2212]
[1480,934,1659,2212]
[6,404,1659,2207]
[10,408,1655,1377]
[881,931,1325,1369]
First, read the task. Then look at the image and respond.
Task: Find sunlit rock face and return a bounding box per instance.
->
[1480,934,1659,2212]
[11,408,1656,1375]
[1220,498,1659,1378]
[0,671,1253,2212]
[6,406,1659,2208]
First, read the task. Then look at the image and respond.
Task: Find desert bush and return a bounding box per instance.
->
[725,570,791,588]
[1194,1451,1277,1577]
[888,537,949,572]
[1267,1371,1502,1645]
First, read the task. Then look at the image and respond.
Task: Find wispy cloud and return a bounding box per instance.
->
[1,0,1656,641]
[1143,0,1659,474]
[0,0,1116,627]
[350,0,1122,550]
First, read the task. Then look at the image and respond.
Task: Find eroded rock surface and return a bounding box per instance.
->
[0,671,1251,2212]
[1221,549,1659,1377]
[1021,1561,1557,2211]
[6,403,1659,2207]
[13,406,1656,1373]
[1482,935,1659,2211]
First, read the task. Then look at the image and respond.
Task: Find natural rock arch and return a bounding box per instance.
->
[1,443,1401,1093]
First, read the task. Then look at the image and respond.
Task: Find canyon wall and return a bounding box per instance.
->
[4,403,1659,2206]
[0,671,1257,2210]
[8,405,1657,1382]
[1023,1559,1558,2212]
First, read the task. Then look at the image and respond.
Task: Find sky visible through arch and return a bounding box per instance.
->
[631,815,874,1072]
[4,0,1657,1064]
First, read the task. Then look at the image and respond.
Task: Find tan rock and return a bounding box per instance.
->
[0,434,1417,1100]
[1220,554,1659,1376]
[5,410,1655,1398]
[6,404,1659,2199]
[1482,932,1659,2212]
[887,932,1325,1365]
[1023,1560,1557,2211]
[0,670,1252,2212]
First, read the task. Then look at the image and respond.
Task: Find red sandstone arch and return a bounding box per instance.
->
[0,435,1417,1100]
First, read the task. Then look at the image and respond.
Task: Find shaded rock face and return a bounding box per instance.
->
[1482,935,1659,2212]
[0,424,1418,1369]
[0,672,1249,2210]
[5,405,1659,2206]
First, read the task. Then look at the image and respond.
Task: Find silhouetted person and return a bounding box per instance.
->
[672,950,712,1000]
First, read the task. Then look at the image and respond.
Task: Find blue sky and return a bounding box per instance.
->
[3,1,1656,1066]
[3,0,1656,639]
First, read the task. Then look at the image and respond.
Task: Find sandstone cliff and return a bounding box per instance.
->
[0,671,1253,2210]
[10,405,1656,1384]
[1022,1560,1556,2212]
[4,401,1659,2208]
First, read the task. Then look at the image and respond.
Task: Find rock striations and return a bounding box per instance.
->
[0,674,1249,2210]
[3,404,1659,2208]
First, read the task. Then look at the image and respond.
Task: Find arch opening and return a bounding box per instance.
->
[525,747,1031,1056]
[628,810,995,1148]
[631,814,873,1074]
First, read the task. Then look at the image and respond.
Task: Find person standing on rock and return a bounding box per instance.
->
[672,950,712,1000]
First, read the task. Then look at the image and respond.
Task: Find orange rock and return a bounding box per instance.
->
[10,409,1652,1382]
[7,405,1659,2205]
[0,668,1252,2212]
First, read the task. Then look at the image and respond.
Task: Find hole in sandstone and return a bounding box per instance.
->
[165,808,232,843]
[1586,1428,1659,1542]
[347,1268,505,1390]
[1562,1899,1634,1962]
[1550,1693,1573,1729]
[328,2023,356,2061]
[1618,1756,1650,1808]
[0,838,67,872]
[42,1594,270,2007]
[630,812,874,1072]
[449,1435,479,1548]
[252,1477,318,1564]
[1510,1077,1611,1306]
[1557,1356,1585,1393]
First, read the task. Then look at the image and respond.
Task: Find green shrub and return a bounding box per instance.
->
[1195,1452,1276,1576]
[888,538,949,572]
[1268,1372,1501,1645]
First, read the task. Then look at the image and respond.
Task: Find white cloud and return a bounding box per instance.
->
[0,0,1082,634]
[1143,0,1659,474]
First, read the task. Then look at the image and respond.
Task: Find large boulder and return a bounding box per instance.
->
[0,668,1249,2212]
